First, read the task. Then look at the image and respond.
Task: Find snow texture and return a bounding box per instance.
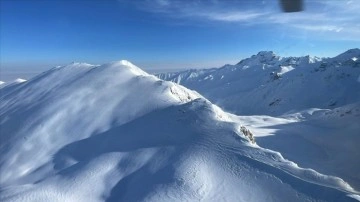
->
[1,59,359,201]
[157,49,360,195]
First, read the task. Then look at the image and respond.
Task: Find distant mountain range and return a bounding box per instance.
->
[158,49,360,116]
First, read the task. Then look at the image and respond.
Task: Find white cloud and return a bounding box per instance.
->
[122,0,360,41]
[200,11,266,22]
[292,24,343,33]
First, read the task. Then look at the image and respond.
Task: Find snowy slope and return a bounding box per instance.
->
[234,102,360,191]
[157,49,360,116]
[1,60,358,201]
[0,78,27,89]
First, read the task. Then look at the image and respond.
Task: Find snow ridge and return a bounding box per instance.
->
[1,59,359,201]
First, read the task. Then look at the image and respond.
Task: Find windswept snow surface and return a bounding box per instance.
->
[0,78,27,89]
[0,60,359,201]
[234,102,360,191]
[157,49,360,116]
[157,49,360,195]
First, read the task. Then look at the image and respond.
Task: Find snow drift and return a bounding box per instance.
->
[0,60,359,201]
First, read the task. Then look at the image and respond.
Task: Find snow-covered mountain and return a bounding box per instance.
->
[157,48,360,194]
[157,49,360,116]
[1,60,358,201]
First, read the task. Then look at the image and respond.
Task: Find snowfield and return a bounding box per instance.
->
[158,49,360,116]
[0,59,359,201]
[157,48,360,197]
[233,103,360,192]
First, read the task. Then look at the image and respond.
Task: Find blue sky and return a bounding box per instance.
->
[1,0,360,80]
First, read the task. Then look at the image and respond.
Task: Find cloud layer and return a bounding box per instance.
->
[119,0,360,41]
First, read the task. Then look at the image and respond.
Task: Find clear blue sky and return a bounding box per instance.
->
[1,0,359,80]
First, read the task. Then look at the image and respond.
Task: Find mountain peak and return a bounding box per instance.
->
[334,48,360,60]
[236,51,280,66]
[257,51,276,57]
[115,59,134,66]
[106,60,149,76]
[250,51,280,65]
[345,48,360,53]
[340,48,360,56]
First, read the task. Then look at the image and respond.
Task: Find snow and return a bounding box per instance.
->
[13,78,27,83]
[233,103,360,191]
[156,48,360,197]
[157,49,360,116]
[0,78,27,89]
[279,65,295,74]
[0,61,200,186]
[350,194,360,201]
[1,60,359,201]
[0,81,6,89]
